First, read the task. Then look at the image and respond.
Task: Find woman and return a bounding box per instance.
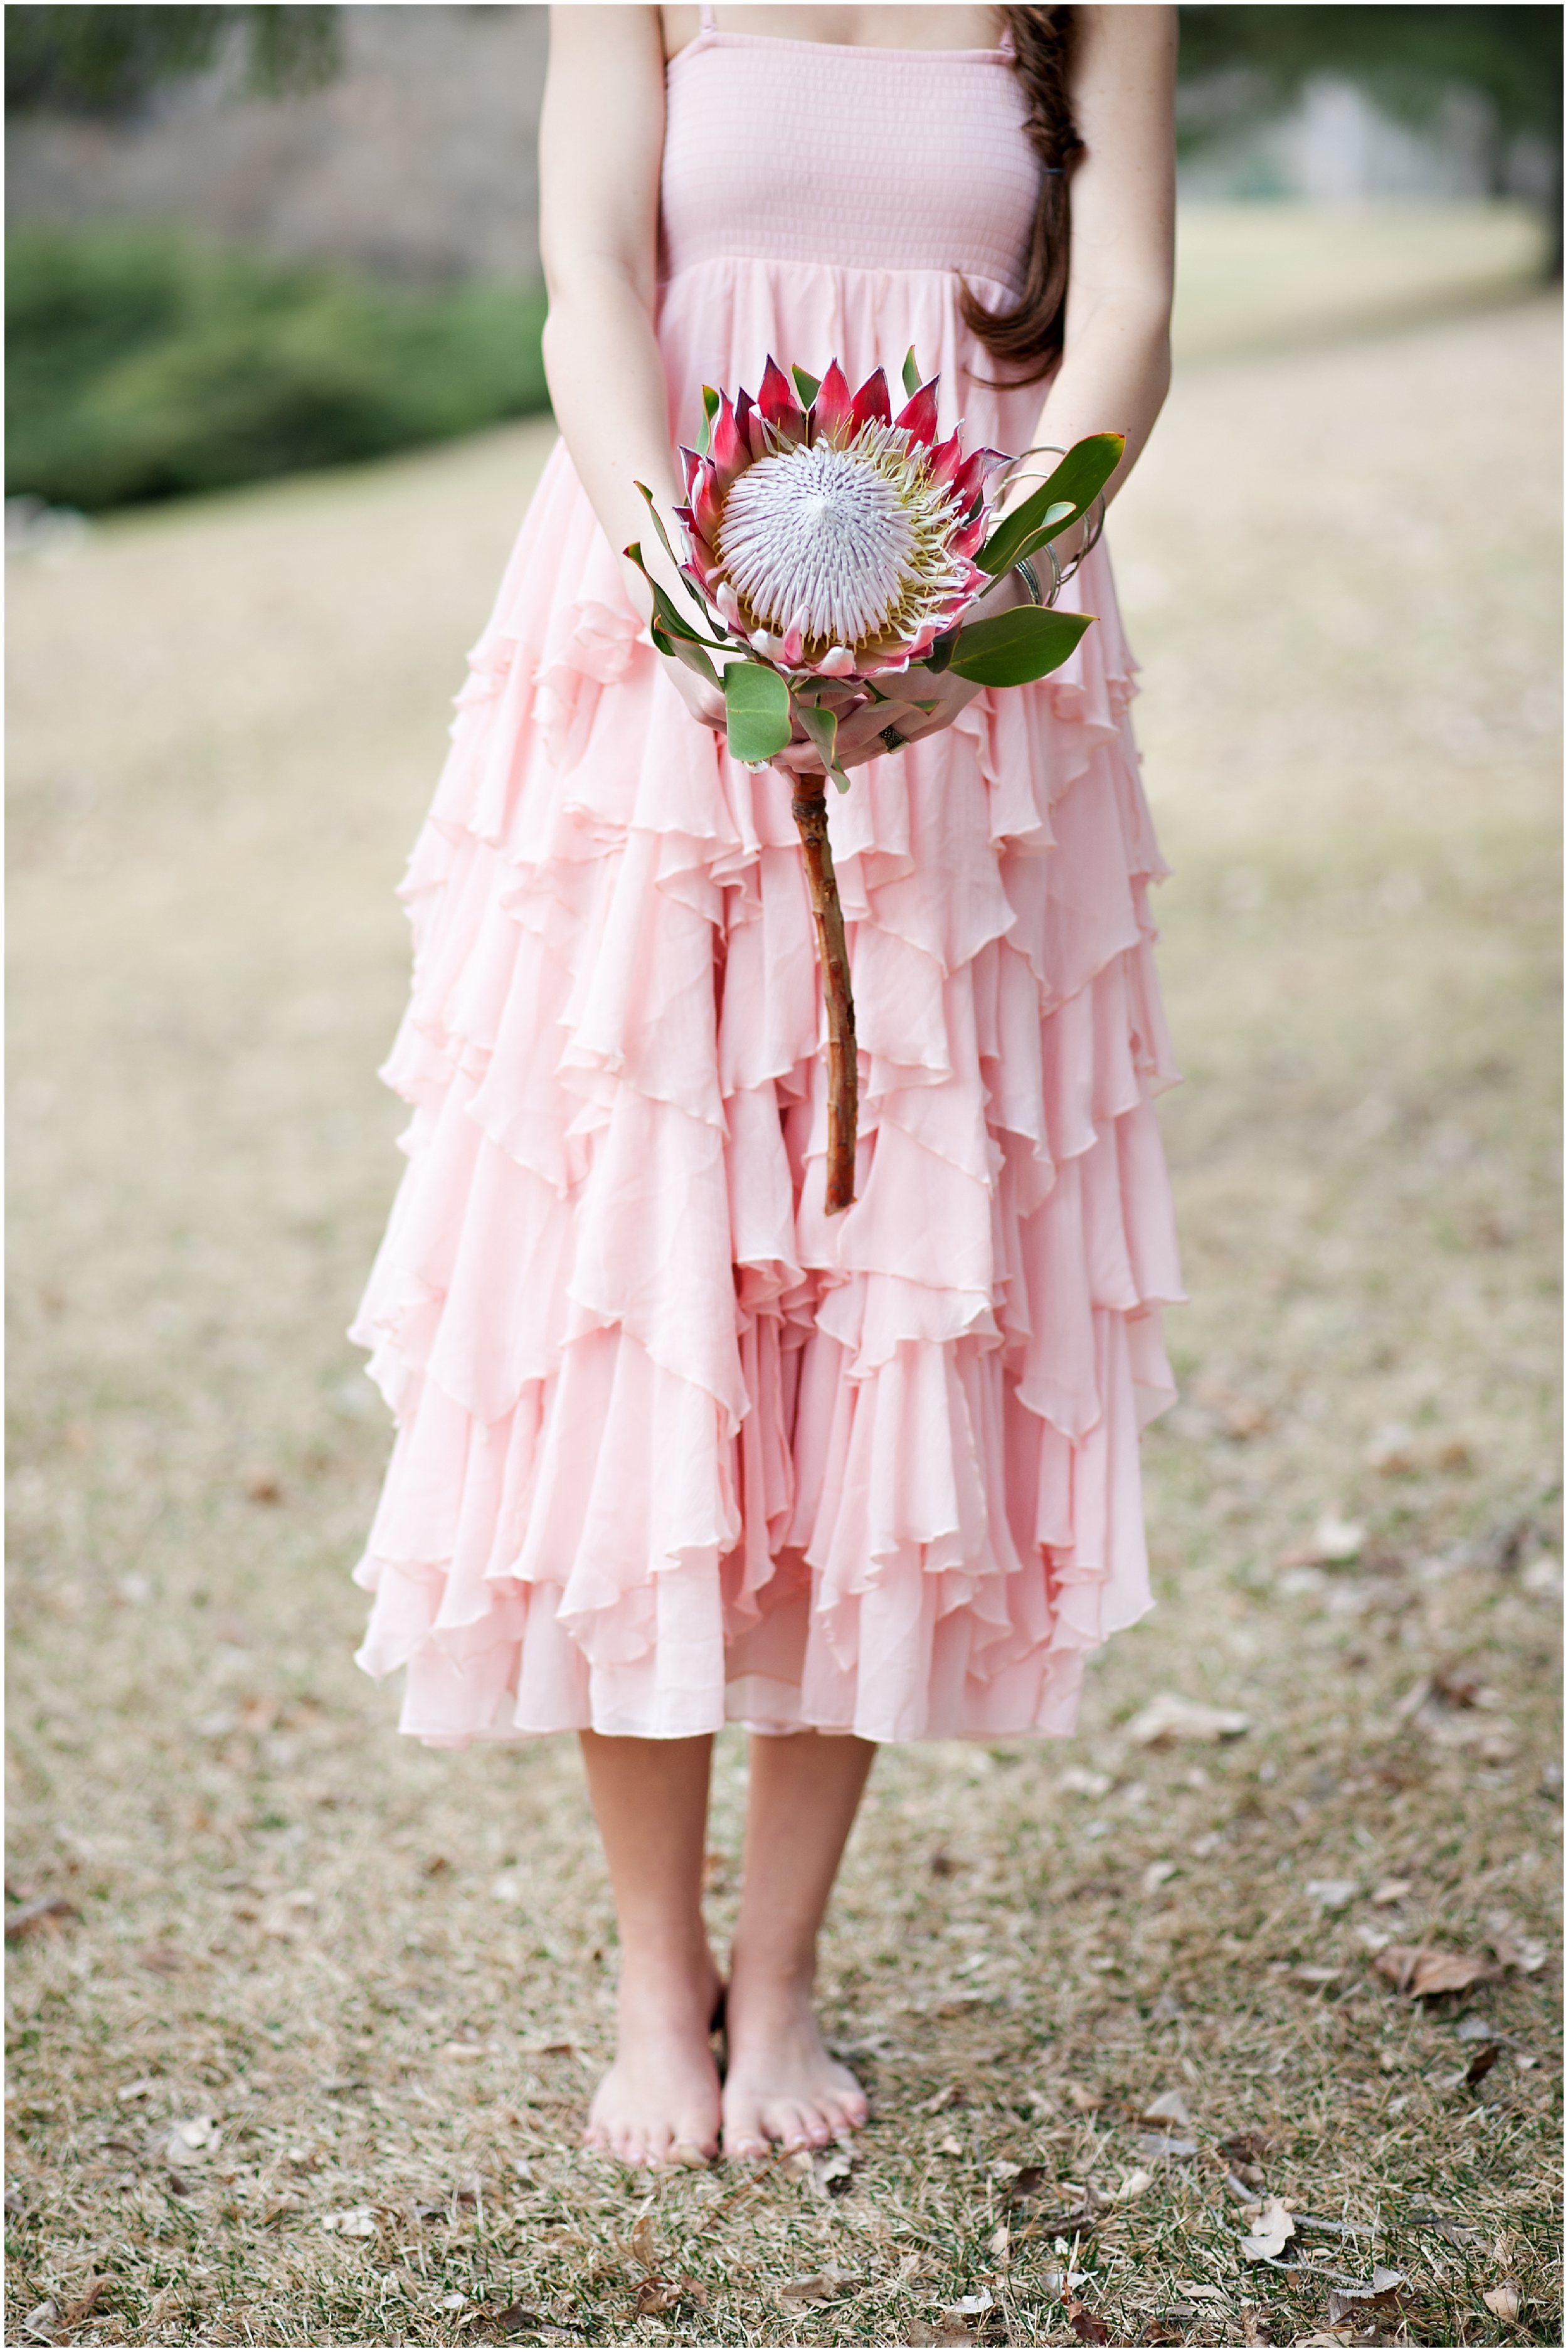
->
[351,3,1180,2168]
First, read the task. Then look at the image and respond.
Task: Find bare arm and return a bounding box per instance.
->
[882,4,1176,753]
[1013,4,1177,512]
[539,7,727,723]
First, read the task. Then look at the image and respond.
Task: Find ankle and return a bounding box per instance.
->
[615,1934,719,2008]
[727,1938,818,2006]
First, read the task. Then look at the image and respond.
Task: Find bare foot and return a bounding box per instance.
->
[584,1950,724,2168]
[720,1966,869,2159]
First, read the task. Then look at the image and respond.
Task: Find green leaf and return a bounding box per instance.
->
[635,482,718,627]
[924,629,956,675]
[945,605,1095,687]
[976,433,1124,576]
[724,659,793,764]
[696,382,720,456]
[793,698,850,791]
[791,365,821,410]
[625,542,723,649]
[652,622,719,687]
[901,346,921,401]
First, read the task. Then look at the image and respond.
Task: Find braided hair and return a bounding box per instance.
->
[961,5,1082,381]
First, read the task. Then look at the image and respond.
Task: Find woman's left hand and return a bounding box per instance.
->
[768,565,1027,776]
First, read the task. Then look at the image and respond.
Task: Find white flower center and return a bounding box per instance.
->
[718,440,918,648]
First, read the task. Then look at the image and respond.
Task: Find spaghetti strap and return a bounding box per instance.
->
[699,3,716,32]
[997,22,1016,59]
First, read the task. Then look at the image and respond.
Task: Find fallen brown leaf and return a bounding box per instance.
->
[1278,1515,1366,1568]
[53,2277,114,2332]
[484,2308,545,2339]
[1125,1693,1251,1745]
[1239,2307,1274,2346]
[135,1944,191,1976]
[633,2277,681,2318]
[1220,2129,1271,2164]
[1485,1910,1549,1973]
[1198,1380,1273,1439]
[778,2275,838,2303]
[1067,2300,1110,2344]
[1138,2088,1193,2129]
[1239,2195,1296,2260]
[1422,1712,1519,1762]
[629,2214,657,2269]
[1371,1944,1499,1998]
[1325,2271,1408,2327]
[1482,2282,1521,2321]
[4,1893,80,1940]
[1464,2040,1502,2087]
[1431,1663,1488,1708]
[1365,1424,1416,1475]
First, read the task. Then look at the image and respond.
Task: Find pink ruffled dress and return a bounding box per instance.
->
[350,9,1185,1747]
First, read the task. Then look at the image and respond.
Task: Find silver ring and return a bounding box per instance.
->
[879,724,906,752]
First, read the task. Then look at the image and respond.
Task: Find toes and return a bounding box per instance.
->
[721,2099,767,2161]
[771,2101,817,2149]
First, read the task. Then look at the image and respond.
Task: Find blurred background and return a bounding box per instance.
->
[6,11,1562,2346]
[4,2,1561,515]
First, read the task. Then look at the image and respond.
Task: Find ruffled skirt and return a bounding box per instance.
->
[350,440,1184,1745]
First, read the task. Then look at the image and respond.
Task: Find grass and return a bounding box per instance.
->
[6,287,1562,2347]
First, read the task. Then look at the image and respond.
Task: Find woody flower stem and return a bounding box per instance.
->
[787,770,857,1212]
[634,350,1125,1216]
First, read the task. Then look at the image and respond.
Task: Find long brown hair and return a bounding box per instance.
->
[960,6,1081,382]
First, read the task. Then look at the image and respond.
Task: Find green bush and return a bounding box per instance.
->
[6,224,551,509]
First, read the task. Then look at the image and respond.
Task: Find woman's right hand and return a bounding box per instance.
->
[664,657,728,738]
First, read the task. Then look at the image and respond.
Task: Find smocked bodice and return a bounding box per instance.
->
[660,23,1040,292]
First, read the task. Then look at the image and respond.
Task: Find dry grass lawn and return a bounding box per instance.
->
[7,267,1562,2348]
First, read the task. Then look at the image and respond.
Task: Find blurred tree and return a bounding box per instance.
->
[1177,6,1562,259]
[5,5,340,116]
[6,225,549,507]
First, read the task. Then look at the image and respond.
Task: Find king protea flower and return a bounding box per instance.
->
[674,357,1002,680]
[626,368,1126,1220]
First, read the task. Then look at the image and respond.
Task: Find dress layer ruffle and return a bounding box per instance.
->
[350,421,1184,1746]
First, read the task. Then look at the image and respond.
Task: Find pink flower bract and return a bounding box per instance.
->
[674,358,1004,679]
